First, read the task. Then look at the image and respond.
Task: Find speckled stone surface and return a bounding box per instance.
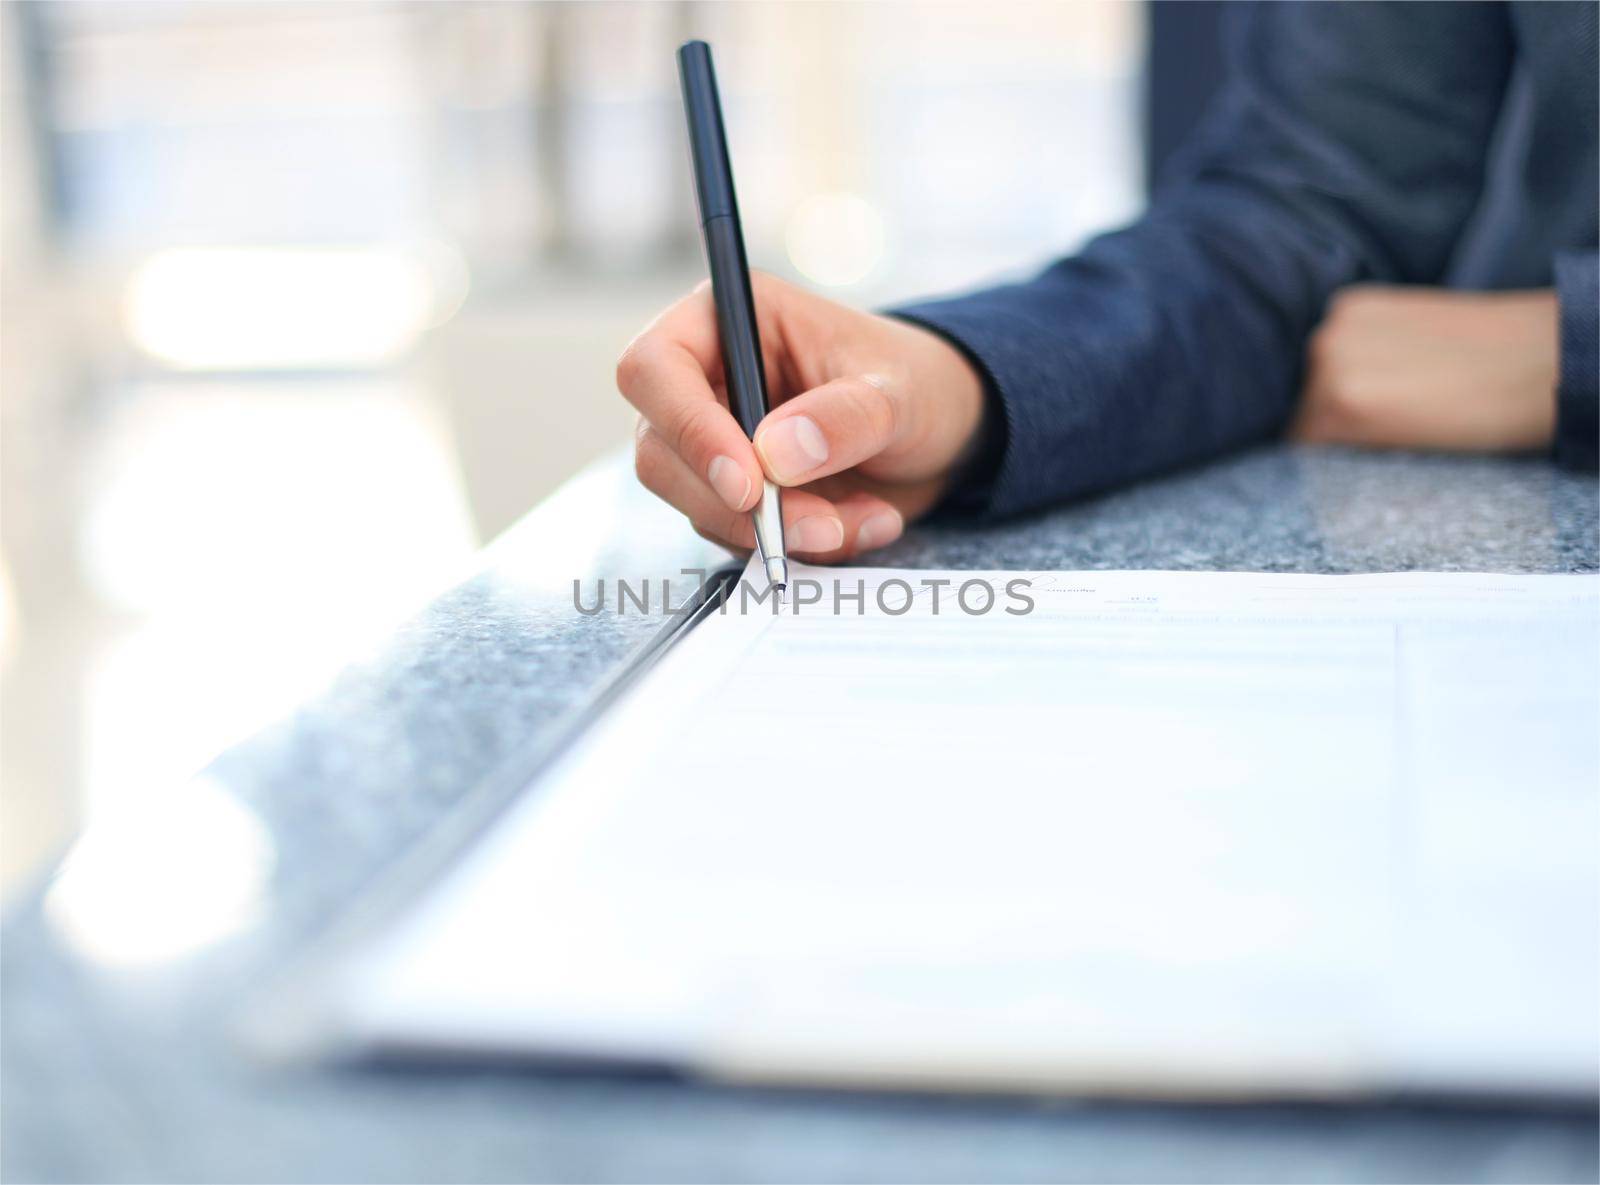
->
[4,445,1597,1184]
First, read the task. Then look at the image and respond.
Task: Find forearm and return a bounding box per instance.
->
[896,197,1357,516]
[895,2,1512,517]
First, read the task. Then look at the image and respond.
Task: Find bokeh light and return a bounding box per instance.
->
[784,192,886,288]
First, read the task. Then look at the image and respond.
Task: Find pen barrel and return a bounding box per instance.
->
[677,40,737,224]
[678,39,784,578]
[702,215,768,438]
[678,40,768,439]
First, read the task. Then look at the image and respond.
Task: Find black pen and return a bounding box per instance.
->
[676,39,788,593]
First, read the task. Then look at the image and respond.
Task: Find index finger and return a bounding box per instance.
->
[641,283,724,374]
[616,293,763,514]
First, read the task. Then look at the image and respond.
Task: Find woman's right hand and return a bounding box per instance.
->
[617,272,988,560]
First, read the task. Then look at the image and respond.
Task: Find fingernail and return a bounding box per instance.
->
[707,455,751,510]
[855,508,903,551]
[756,416,829,482]
[790,515,845,552]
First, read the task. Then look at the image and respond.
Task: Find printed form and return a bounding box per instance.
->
[326,565,1599,1098]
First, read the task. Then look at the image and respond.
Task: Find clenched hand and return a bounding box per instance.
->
[1293,286,1559,452]
[618,273,986,560]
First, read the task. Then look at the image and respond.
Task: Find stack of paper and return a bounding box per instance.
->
[323,565,1599,1099]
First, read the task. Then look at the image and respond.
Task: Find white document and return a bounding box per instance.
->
[329,565,1599,1099]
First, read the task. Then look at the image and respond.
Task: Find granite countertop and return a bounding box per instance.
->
[4,445,1597,1184]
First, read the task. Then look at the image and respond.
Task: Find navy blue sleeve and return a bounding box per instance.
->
[1554,251,1599,470]
[893,2,1515,517]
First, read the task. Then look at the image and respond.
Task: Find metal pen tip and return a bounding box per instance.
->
[764,554,789,592]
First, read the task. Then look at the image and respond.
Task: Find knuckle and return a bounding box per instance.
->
[1325,284,1388,327]
[633,437,666,491]
[1305,326,1346,383]
[1308,373,1368,433]
[1319,301,1357,338]
[851,376,898,442]
[1329,284,1371,311]
[669,399,721,465]
[615,347,641,394]
[615,334,660,394]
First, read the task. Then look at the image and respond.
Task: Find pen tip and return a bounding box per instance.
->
[764,554,789,592]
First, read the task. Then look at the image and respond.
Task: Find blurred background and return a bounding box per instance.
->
[2,0,1192,900]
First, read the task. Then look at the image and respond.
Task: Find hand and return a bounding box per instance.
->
[618,273,985,560]
[1291,285,1559,452]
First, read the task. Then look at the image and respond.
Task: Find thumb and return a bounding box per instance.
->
[752,374,901,487]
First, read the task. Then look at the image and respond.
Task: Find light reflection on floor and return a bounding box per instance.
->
[4,377,478,902]
[43,772,277,968]
[81,377,480,801]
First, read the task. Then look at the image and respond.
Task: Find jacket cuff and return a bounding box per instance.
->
[1554,251,1599,471]
[889,295,1081,519]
